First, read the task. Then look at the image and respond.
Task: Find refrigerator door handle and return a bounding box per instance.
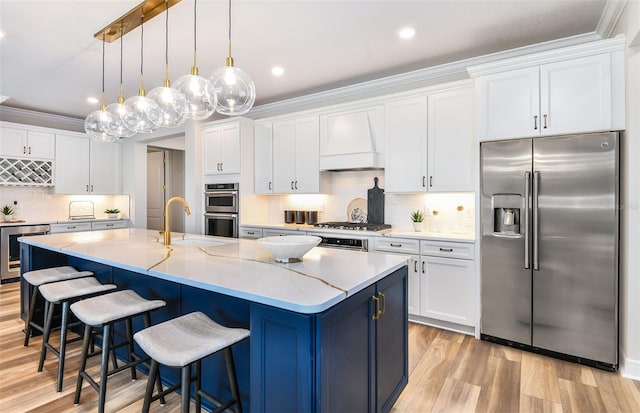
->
[524,171,531,269]
[533,171,540,271]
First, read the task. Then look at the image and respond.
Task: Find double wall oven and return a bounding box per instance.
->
[204,183,239,238]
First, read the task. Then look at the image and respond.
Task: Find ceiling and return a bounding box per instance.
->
[0,0,615,121]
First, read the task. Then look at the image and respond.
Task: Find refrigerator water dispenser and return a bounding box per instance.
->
[492,194,521,234]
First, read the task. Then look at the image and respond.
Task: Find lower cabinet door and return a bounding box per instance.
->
[421,256,474,326]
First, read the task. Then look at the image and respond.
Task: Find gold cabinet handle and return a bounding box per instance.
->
[378,292,386,317]
[543,114,548,129]
[372,295,380,320]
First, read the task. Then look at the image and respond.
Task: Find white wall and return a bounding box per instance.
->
[613,0,640,379]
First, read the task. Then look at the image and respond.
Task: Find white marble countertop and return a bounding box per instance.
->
[0,218,129,228]
[20,228,409,314]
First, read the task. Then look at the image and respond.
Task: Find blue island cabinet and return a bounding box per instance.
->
[250,266,408,413]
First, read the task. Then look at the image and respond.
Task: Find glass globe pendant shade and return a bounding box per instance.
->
[147,80,188,128]
[210,64,255,116]
[85,104,119,143]
[106,96,137,138]
[122,89,162,133]
[173,69,216,120]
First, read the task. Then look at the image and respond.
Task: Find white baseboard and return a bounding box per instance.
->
[621,348,640,380]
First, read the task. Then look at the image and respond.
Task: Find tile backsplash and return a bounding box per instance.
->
[243,170,475,235]
[0,186,130,222]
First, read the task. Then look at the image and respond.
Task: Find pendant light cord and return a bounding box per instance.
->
[164,0,169,80]
[140,15,145,90]
[227,0,232,59]
[119,24,124,98]
[101,31,106,106]
[192,0,197,68]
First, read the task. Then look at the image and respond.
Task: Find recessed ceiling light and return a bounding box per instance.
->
[87,97,99,104]
[397,26,416,40]
[271,66,285,77]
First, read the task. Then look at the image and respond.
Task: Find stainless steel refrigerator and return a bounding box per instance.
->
[480,132,619,371]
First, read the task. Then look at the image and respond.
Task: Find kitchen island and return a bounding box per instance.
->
[19,228,409,413]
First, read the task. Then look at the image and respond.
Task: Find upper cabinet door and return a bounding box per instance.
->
[254,123,273,194]
[54,134,90,194]
[427,88,474,192]
[272,120,296,193]
[385,96,428,193]
[203,124,241,175]
[475,67,539,141]
[293,116,319,193]
[0,127,54,159]
[89,140,120,195]
[540,53,612,136]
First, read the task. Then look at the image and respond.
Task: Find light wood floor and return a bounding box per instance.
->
[1,282,639,412]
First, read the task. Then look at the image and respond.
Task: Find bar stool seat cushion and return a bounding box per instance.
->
[39,277,117,303]
[134,311,250,367]
[23,266,93,286]
[70,290,165,326]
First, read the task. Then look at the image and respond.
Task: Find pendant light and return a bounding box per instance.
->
[106,24,137,138]
[122,15,162,133]
[84,32,119,142]
[147,0,187,128]
[173,0,216,120]
[210,0,255,116]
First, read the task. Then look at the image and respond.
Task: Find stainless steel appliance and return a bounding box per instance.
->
[307,231,370,252]
[480,132,619,371]
[204,183,238,213]
[204,183,239,238]
[314,222,391,232]
[1,224,50,282]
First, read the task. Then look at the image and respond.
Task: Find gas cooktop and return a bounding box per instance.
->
[314,222,391,231]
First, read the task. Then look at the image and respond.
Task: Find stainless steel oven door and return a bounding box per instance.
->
[204,213,238,238]
[204,191,238,213]
[1,224,50,281]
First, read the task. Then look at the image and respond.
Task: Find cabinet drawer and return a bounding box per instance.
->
[240,226,263,239]
[92,220,128,231]
[420,240,474,260]
[49,222,92,233]
[374,238,420,255]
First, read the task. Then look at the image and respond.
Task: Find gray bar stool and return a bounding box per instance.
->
[22,266,94,346]
[70,290,166,413]
[134,311,250,413]
[37,276,117,392]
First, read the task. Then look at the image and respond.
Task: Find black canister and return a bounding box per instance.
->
[295,211,306,224]
[284,210,295,223]
[305,211,318,225]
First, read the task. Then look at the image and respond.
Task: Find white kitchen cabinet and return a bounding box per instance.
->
[262,228,302,237]
[49,222,92,233]
[419,240,475,328]
[475,53,617,141]
[384,96,428,193]
[91,220,129,231]
[54,134,120,195]
[385,84,474,193]
[272,116,320,193]
[374,237,420,315]
[239,226,264,239]
[427,87,474,191]
[203,123,241,175]
[0,125,55,160]
[254,123,273,194]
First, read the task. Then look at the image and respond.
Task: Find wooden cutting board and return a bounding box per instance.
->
[367,177,385,224]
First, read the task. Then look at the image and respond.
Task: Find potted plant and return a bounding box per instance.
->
[411,210,424,232]
[1,205,15,222]
[104,208,120,219]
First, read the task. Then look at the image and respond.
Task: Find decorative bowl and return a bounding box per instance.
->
[257,235,322,263]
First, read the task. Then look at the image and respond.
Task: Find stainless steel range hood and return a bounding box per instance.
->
[319,106,384,171]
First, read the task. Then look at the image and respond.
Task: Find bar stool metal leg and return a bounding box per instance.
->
[195,360,202,413]
[74,324,93,405]
[23,286,40,346]
[37,300,56,372]
[224,347,243,413]
[181,365,190,413]
[98,324,111,413]
[142,359,160,413]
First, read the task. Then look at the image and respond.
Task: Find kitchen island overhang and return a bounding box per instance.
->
[19,229,409,412]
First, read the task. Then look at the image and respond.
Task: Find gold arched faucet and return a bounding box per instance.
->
[164,197,191,246]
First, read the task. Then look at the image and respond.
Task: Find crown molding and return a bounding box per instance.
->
[0,106,84,132]
[246,32,600,119]
[597,0,628,39]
